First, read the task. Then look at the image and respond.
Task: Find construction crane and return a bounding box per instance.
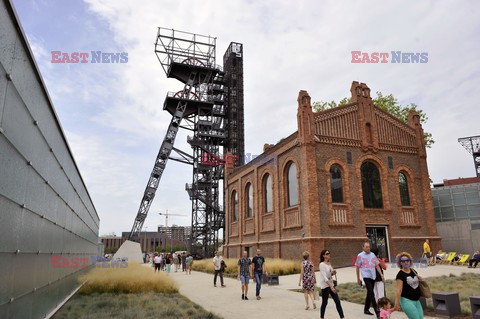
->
[458,135,480,177]
[158,210,187,227]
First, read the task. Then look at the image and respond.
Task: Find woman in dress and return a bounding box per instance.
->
[318,249,345,319]
[393,252,424,319]
[298,251,317,310]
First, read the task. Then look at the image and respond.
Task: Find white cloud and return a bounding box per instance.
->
[18,0,480,234]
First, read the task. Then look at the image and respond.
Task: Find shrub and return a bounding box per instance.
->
[78,262,178,294]
[192,258,301,277]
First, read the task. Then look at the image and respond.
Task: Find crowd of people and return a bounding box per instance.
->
[210,241,430,319]
[147,240,477,319]
[149,251,193,274]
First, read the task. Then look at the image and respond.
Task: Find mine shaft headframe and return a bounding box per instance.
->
[458,135,480,178]
[155,28,219,76]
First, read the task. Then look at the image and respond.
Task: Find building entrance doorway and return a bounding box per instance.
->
[366,226,390,261]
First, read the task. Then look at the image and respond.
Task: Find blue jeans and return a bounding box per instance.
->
[254,272,262,296]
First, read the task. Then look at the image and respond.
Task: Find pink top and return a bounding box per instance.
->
[380,309,393,319]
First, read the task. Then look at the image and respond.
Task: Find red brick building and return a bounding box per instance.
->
[224,81,440,267]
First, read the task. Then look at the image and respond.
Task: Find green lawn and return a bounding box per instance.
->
[52,292,221,319]
[335,273,478,317]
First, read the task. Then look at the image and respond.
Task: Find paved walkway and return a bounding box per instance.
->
[145,264,477,319]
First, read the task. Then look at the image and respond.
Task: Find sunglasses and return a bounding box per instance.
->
[400,259,411,263]
[325,252,330,255]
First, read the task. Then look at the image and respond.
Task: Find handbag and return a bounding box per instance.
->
[413,269,431,298]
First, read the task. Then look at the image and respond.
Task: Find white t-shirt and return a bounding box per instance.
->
[213,256,223,270]
[318,262,333,289]
[154,256,161,264]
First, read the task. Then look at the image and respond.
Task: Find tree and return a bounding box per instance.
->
[312,91,434,148]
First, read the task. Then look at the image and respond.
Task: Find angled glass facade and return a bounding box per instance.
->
[432,183,480,227]
[0,1,100,318]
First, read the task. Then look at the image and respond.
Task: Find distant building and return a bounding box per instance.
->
[100,229,188,253]
[432,177,480,253]
[158,225,192,242]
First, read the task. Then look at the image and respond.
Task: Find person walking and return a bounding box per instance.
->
[422,239,433,266]
[298,251,317,310]
[186,254,193,274]
[237,250,252,300]
[173,252,179,272]
[356,241,384,318]
[166,253,172,273]
[252,249,267,300]
[161,253,166,271]
[181,252,187,272]
[153,253,161,272]
[319,250,344,319]
[393,252,425,319]
[213,251,226,287]
[371,248,387,303]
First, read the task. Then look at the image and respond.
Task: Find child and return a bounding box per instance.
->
[378,297,394,319]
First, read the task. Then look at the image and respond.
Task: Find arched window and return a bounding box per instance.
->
[398,172,411,206]
[232,191,238,221]
[246,183,253,217]
[264,174,273,213]
[330,165,344,203]
[286,162,299,206]
[361,161,383,209]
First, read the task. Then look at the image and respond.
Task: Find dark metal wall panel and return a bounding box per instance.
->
[0,1,101,318]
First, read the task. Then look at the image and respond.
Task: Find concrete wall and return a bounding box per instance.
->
[0,1,100,318]
[436,220,478,253]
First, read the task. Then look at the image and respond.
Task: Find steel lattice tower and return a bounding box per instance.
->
[458,135,480,177]
[128,29,226,256]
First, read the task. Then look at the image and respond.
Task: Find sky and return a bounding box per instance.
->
[11,0,480,236]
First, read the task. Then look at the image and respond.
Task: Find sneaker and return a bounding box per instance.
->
[214,284,217,287]
[256,296,261,300]
[244,296,248,300]
[241,294,244,300]
[221,285,226,287]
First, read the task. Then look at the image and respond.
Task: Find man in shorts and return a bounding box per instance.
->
[237,250,252,300]
[423,239,433,266]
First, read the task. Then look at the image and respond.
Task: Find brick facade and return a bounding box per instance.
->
[224,81,440,268]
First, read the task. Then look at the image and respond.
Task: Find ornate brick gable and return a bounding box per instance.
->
[313,82,419,154]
